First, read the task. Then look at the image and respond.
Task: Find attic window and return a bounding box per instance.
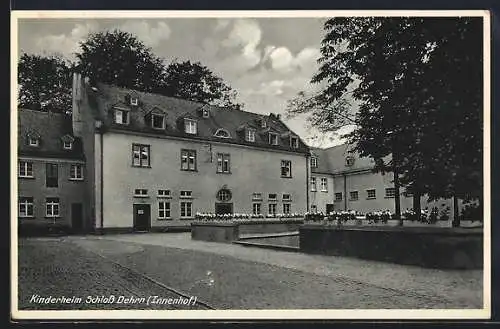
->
[261,120,267,128]
[214,128,231,139]
[130,97,138,106]
[311,156,318,168]
[246,128,256,142]
[63,141,73,150]
[151,113,165,130]
[269,133,278,145]
[345,156,355,167]
[114,108,130,125]
[184,119,197,134]
[202,109,210,118]
[290,136,299,149]
[28,136,39,147]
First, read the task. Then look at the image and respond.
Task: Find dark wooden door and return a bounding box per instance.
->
[326,204,335,214]
[215,203,233,215]
[133,204,151,232]
[71,203,83,232]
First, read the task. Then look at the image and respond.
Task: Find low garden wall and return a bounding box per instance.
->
[299,225,483,269]
[191,219,303,243]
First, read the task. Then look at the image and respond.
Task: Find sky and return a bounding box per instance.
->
[17,17,355,148]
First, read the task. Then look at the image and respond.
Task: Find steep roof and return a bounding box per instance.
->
[17,109,84,160]
[312,143,379,174]
[87,83,309,154]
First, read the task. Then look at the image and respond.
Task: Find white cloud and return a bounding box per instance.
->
[36,22,98,59]
[269,47,294,72]
[119,20,171,48]
[220,19,262,71]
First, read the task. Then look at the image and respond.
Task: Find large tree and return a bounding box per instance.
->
[162,60,243,110]
[287,17,483,224]
[18,53,73,113]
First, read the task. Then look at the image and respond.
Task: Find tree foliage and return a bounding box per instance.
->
[18,53,73,113]
[289,17,483,203]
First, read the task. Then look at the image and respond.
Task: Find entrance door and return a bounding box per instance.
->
[133,204,151,232]
[326,204,334,214]
[215,203,233,215]
[71,203,83,232]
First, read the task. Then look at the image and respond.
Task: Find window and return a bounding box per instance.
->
[217,189,232,202]
[268,203,277,215]
[311,157,318,168]
[19,197,34,217]
[246,129,256,142]
[180,201,193,218]
[46,163,58,188]
[214,129,231,138]
[158,201,171,219]
[252,203,262,215]
[268,193,277,201]
[114,109,129,125]
[252,193,262,200]
[180,190,192,198]
[132,144,150,167]
[134,189,148,197]
[45,197,60,217]
[158,189,171,197]
[70,164,84,180]
[281,160,292,178]
[260,119,267,128]
[335,192,343,202]
[290,137,299,149]
[130,97,138,106]
[151,114,165,129]
[181,149,197,171]
[282,194,291,201]
[320,178,328,191]
[202,109,210,118]
[311,205,317,213]
[310,177,317,191]
[184,119,197,134]
[217,153,231,173]
[385,187,396,198]
[349,191,359,201]
[269,133,278,145]
[345,156,355,167]
[283,203,291,215]
[19,161,33,178]
[63,141,73,150]
[367,189,376,199]
[28,136,39,147]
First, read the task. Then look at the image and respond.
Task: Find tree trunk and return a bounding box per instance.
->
[452,195,460,227]
[394,166,402,226]
[413,191,421,222]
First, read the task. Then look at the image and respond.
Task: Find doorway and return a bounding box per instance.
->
[133,204,151,232]
[71,203,83,232]
[326,204,335,214]
[215,203,233,215]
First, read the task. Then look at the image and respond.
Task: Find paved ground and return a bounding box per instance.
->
[18,233,483,310]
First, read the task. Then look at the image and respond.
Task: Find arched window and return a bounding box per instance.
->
[214,128,231,138]
[217,188,232,202]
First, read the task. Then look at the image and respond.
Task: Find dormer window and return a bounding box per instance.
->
[290,136,299,149]
[63,141,72,150]
[130,97,138,106]
[345,156,355,167]
[214,128,231,139]
[151,113,165,130]
[261,120,267,128]
[246,128,256,142]
[184,119,197,134]
[28,136,39,147]
[269,133,278,145]
[202,109,210,118]
[311,156,318,168]
[114,108,130,125]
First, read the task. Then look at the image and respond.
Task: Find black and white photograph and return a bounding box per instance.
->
[11,10,490,320]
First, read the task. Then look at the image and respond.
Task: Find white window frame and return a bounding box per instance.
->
[349,191,359,201]
[185,119,197,134]
[132,144,150,167]
[158,189,171,198]
[252,203,262,215]
[310,177,317,191]
[252,193,262,201]
[202,109,210,118]
[290,136,299,149]
[283,203,291,215]
[311,156,318,168]
[214,129,231,139]
[269,133,278,145]
[268,203,277,216]
[45,198,60,217]
[70,164,84,180]
[281,160,292,178]
[268,193,277,201]
[151,113,165,130]
[246,129,256,142]
[261,120,267,128]
[180,201,193,219]
[282,194,291,201]
[63,140,73,150]
[158,201,171,219]
[18,161,33,178]
[180,190,193,198]
[335,192,343,202]
[320,177,328,192]
[19,197,34,217]
[130,97,138,106]
[385,187,396,198]
[28,137,39,147]
[114,109,130,125]
[216,153,231,173]
[134,189,149,197]
[181,149,197,171]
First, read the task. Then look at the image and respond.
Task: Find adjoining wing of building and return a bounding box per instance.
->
[17,73,460,233]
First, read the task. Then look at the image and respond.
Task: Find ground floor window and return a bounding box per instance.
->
[46,198,60,217]
[268,203,277,216]
[180,201,193,219]
[19,197,34,217]
[311,205,317,213]
[252,203,261,215]
[158,201,171,219]
[283,203,291,214]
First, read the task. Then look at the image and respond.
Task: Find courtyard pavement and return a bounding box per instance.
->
[18,232,483,310]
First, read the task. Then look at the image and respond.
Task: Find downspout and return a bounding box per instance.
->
[343,173,347,211]
[305,154,310,213]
